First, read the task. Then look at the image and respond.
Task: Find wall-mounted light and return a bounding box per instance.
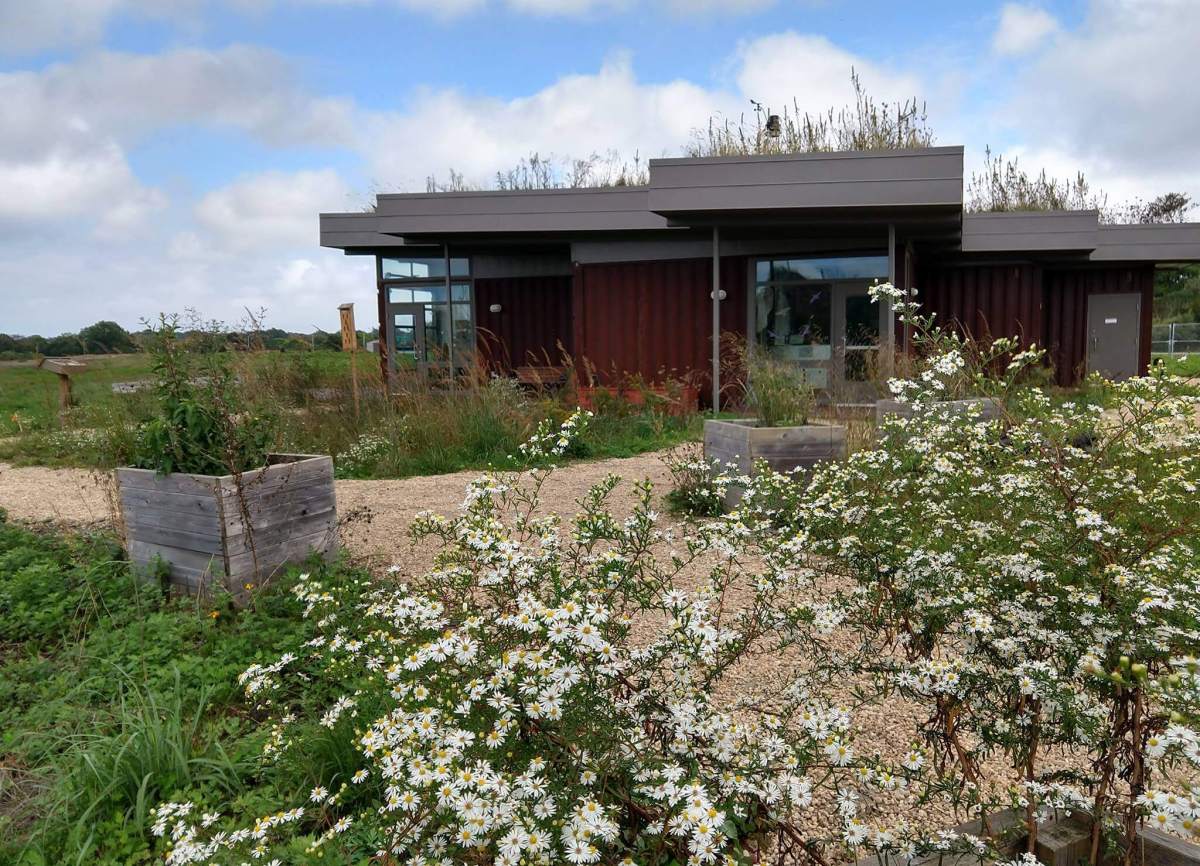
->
[489,303,502,313]
[709,289,727,301]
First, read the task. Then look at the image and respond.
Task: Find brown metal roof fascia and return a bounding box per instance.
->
[372,186,670,235]
[646,146,964,213]
[319,211,399,250]
[961,210,1099,253]
[1090,223,1200,262]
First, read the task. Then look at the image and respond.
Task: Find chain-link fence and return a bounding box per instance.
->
[1152,323,1200,356]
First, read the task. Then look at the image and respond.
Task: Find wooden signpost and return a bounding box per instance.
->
[338,303,360,419]
[37,357,88,416]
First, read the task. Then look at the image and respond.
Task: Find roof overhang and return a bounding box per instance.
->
[961,211,1100,253]
[1092,223,1200,262]
[647,147,964,216]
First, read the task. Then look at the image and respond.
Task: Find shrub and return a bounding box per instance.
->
[150,413,925,865]
[130,317,277,476]
[869,281,1045,403]
[737,363,1200,862]
[661,442,730,517]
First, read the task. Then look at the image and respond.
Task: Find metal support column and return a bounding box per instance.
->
[444,243,453,385]
[711,226,721,413]
[885,223,897,376]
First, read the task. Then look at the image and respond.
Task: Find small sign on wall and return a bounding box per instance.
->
[1104,318,1119,325]
[338,303,357,351]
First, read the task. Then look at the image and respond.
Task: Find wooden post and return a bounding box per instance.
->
[37,357,87,418]
[338,303,360,420]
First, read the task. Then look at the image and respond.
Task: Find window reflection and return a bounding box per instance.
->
[381,256,469,280]
[759,255,887,282]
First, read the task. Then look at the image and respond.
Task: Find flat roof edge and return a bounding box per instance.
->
[649,145,964,167]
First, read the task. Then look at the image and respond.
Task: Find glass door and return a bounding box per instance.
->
[833,285,883,400]
[753,255,890,395]
[390,303,424,371]
[754,281,833,388]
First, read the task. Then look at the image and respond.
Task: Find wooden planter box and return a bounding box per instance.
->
[704,418,847,508]
[875,396,1002,425]
[856,808,1200,866]
[577,385,699,417]
[117,453,337,600]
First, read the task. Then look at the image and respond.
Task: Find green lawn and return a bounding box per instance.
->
[1154,353,1200,378]
[0,355,154,434]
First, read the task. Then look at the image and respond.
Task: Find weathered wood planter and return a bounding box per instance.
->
[875,396,1002,425]
[703,418,847,508]
[856,808,1200,866]
[117,453,337,600]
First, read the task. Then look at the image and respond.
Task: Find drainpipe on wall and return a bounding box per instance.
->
[711,226,721,413]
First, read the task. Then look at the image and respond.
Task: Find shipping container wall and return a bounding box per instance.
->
[1042,266,1154,385]
[473,275,574,370]
[573,256,748,399]
[917,262,1046,349]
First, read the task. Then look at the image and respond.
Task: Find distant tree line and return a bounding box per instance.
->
[0,320,379,360]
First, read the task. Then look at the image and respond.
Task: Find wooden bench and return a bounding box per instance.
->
[515,365,568,388]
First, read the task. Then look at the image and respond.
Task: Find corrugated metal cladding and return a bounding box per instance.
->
[917,263,1045,347]
[474,276,573,369]
[573,256,748,400]
[916,262,1154,385]
[1043,266,1154,385]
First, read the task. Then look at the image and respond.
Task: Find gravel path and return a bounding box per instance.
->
[0,453,676,573]
[0,452,1037,834]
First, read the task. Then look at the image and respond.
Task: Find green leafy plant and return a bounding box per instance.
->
[744,350,815,427]
[131,316,276,476]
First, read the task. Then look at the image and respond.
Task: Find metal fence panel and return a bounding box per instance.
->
[1152,323,1200,355]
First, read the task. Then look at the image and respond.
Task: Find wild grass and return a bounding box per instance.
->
[0,346,702,478]
[0,515,358,865]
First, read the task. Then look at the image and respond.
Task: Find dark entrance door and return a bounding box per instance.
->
[1086,293,1141,380]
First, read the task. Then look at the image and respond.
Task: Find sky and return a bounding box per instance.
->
[1,0,1197,337]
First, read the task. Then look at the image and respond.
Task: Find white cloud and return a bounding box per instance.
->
[1004,0,1200,197]
[2,47,353,156]
[0,0,201,54]
[361,53,734,189]
[732,32,924,118]
[0,46,353,233]
[195,169,354,251]
[992,4,1058,56]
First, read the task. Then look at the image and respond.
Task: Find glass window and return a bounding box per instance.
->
[424,306,450,364]
[755,284,832,356]
[381,256,469,280]
[451,282,471,302]
[389,285,447,304]
[393,313,416,354]
[759,255,888,282]
[844,294,881,382]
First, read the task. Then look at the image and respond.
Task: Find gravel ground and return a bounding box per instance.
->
[0,452,1040,838]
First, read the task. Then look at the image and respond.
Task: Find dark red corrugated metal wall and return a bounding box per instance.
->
[573,256,747,395]
[1042,266,1154,385]
[474,275,573,369]
[916,262,1154,385]
[917,263,1045,348]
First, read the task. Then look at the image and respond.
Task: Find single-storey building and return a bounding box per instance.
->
[319,146,1200,404]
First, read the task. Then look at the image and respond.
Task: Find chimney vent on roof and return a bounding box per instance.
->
[765,114,782,138]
